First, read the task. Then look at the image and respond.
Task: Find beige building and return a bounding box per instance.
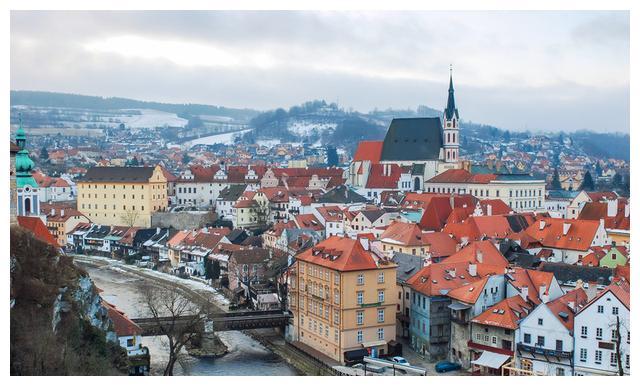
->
[289,236,397,363]
[77,166,168,227]
[41,203,90,247]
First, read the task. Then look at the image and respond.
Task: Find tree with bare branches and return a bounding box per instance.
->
[120,209,139,227]
[139,284,213,375]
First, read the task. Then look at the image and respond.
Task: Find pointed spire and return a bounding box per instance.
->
[445,65,459,121]
[15,112,27,150]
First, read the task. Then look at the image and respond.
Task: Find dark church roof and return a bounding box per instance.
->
[380,118,443,162]
[444,73,459,120]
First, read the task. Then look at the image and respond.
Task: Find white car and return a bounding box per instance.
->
[391,356,410,366]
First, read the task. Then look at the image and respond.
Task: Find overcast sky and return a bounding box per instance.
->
[11,10,629,133]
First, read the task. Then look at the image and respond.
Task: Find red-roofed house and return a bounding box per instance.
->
[423,168,546,213]
[17,215,60,249]
[517,288,588,376]
[289,236,397,363]
[573,280,630,376]
[103,301,149,375]
[524,218,608,264]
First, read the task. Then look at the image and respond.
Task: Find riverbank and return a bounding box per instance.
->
[74,255,313,375]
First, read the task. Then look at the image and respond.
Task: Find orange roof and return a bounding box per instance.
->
[545,288,588,330]
[421,232,458,258]
[478,199,513,215]
[17,216,60,248]
[353,141,383,163]
[294,213,324,231]
[103,301,143,336]
[296,236,389,272]
[315,205,343,222]
[447,276,490,304]
[578,199,629,230]
[443,215,515,242]
[380,221,429,246]
[365,164,406,189]
[444,240,509,268]
[471,295,533,329]
[579,280,630,313]
[506,267,555,304]
[526,218,601,252]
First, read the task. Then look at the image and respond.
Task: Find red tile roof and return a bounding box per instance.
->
[506,267,555,304]
[294,213,324,231]
[447,276,490,304]
[353,141,383,163]
[315,205,343,223]
[365,164,406,189]
[296,236,391,272]
[17,216,60,248]
[472,295,534,329]
[578,199,629,230]
[444,240,509,269]
[546,288,588,330]
[380,221,428,246]
[443,215,515,242]
[525,218,601,252]
[103,301,143,336]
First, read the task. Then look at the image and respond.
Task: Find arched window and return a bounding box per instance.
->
[447,133,451,143]
[447,150,451,160]
[453,133,456,143]
[453,118,456,127]
[24,197,31,213]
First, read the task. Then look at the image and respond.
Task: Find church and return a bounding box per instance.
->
[348,69,464,197]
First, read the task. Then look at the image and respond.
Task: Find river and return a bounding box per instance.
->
[84,263,298,376]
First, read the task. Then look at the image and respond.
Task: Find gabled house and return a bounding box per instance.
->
[516,288,588,376]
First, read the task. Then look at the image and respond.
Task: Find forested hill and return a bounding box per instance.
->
[10,90,260,123]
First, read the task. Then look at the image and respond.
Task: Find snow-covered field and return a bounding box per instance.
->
[182,129,252,148]
[287,120,337,136]
[118,109,188,128]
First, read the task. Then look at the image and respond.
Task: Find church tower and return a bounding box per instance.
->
[443,65,460,163]
[14,116,40,217]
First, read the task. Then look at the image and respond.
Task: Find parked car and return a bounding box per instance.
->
[391,356,410,366]
[435,361,462,373]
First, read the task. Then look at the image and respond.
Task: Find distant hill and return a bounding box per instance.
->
[10,90,260,123]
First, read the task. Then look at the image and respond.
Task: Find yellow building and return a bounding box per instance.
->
[289,236,397,363]
[77,166,168,227]
[42,205,90,247]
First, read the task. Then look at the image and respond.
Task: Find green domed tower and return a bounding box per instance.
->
[14,115,40,216]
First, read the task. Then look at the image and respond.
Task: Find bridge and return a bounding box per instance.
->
[131,310,292,336]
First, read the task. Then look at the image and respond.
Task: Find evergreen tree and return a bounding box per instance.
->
[595,162,603,177]
[551,168,562,190]
[182,153,192,165]
[326,146,339,167]
[40,146,49,160]
[581,171,595,191]
[130,156,139,166]
[205,259,220,281]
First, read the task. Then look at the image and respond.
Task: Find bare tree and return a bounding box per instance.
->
[613,316,626,376]
[120,209,139,227]
[140,284,212,376]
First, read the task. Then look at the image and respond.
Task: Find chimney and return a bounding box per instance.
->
[450,194,455,209]
[476,249,483,263]
[539,220,546,230]
[576,279,584,289]
[562,223,571,235]
[568,301,575,312]
[487,204,492,216]
[50,208,55,216]
[468,263,477,277]
[449,268,456,278]
[625,203,630,218]
[607,199,618,217]
[61,209,65,217]
[539,283,547,299]
[599,218,605,229]
[520,286,529,301]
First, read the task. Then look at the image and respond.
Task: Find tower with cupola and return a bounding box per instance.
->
[443,65,460,164]
[14,116,40,217]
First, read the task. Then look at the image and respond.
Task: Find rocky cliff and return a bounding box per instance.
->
[10,226,128,375]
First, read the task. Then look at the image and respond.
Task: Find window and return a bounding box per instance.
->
[357,274,364,285]
[556,368,565,376]
[378,290,385,303]
[334,311,339,324]
[537,336,545,347]
[377,309,385,323]
[595,350,603,364]
[626,354,630,369]
[556,339,563,351]
[598,305,604,313]
[610,353,618,367]
[580,348,587,362]
[581,326,588,338]
[538,318,543,326]
[524,333,531,344]
[596,328,603,340]
[377,328,384,340]
[356,311,364,325]
[612,330,618,341]
[613,306,619,315]
[378,272,384,283]
[335,330,339,342]
[357,330,363,343]
[357,291,363,305]
[491,336,497,345]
